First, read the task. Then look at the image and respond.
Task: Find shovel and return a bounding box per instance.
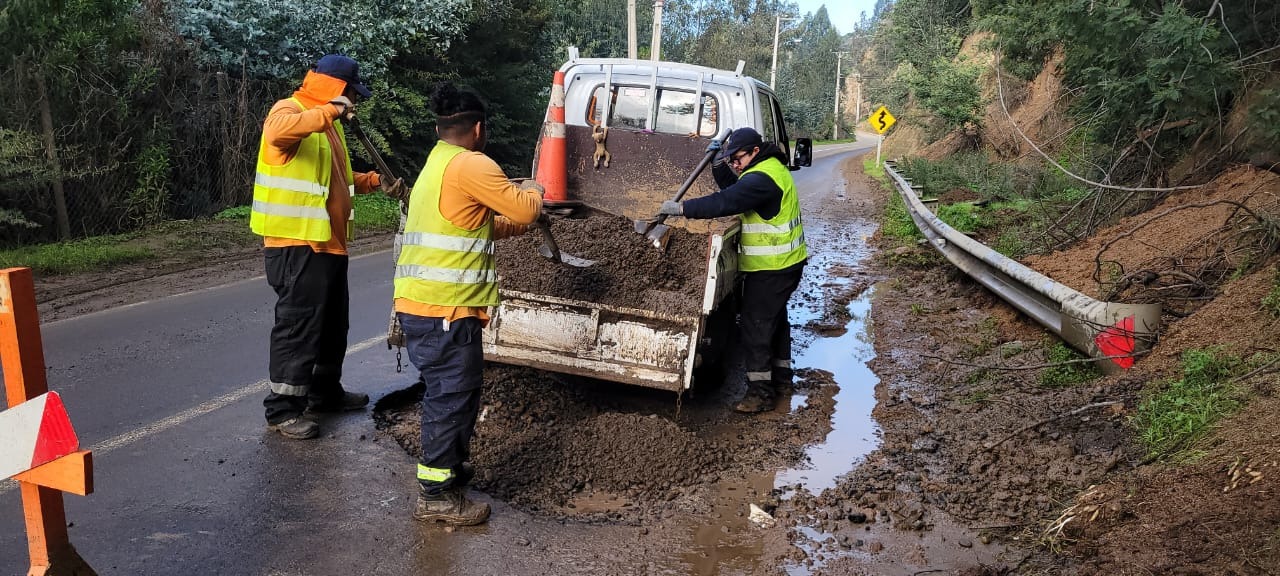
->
[533,216,595,268]
[347,117,409,208]
[635,128,732,250]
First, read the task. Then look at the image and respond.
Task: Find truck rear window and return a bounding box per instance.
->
[589,86,719,136]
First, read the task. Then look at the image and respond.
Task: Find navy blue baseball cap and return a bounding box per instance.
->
[718,127,763,162]
[314,54,372,98]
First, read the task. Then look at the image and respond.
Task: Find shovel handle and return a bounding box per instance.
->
[648,128,732,229]
[348,118,407,201]
[535,218,562,262]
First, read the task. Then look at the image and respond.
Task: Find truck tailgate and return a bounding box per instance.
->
[483,290,700,391]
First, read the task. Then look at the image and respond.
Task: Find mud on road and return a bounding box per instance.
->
[32,148,1222,574]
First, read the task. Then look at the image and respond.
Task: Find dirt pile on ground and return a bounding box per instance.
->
[495,210,708,315]
[1025,166,1280,304]
[373,362,839,522]
[1050,261,1280,574]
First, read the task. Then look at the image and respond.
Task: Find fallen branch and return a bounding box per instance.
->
[982,401,1125,452]
[1229,356,1280,386]
[920,351,1150,371]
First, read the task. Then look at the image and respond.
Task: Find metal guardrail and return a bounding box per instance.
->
[884,160,1161,373]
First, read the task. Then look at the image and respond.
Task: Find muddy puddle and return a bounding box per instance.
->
[777,289,879,495]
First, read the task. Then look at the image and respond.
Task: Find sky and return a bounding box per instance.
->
[794,0,878,34]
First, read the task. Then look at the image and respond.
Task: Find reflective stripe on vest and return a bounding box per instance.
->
[393,142,500,307]
[249,98,354,242]
[737,156,808,272]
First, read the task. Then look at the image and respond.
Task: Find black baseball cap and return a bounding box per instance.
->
[718,127,763,162]
[314,54,372,98]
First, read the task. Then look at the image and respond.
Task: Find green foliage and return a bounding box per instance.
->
[863,156,888,183]
[1040,341,1099,387]
[1251,89,1280,157]
[124,124,172,228]
[902,58,983,131]
[214,205,252,220]
[899,154,1017,201]
[172,0,472,80]
[0,237,153,275]
[212,193,399,234]
[974,1,1254,163]
[937,202,986,234]
[352,193,400,234]
[881,190,922,242]
[1263,267,1280,318]
[992,230,1028,259]
[1134,348,1246,460]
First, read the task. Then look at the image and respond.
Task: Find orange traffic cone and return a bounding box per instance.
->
[535,71,575,207]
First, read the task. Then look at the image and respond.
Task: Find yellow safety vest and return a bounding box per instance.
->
[393,142,500,307]
[738,156,807,272]
[249,98,354,242]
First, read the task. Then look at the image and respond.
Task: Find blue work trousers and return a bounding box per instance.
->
[397,313,484,491]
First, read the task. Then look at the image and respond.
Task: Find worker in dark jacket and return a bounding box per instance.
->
[658,127,807,413]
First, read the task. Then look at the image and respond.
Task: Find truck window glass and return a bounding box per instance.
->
[589,85,718,136]
[757,90,778,144]
[699,95,718,137]
[771,95,790,156]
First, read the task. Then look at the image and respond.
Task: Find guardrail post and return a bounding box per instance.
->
[1,267,96,576]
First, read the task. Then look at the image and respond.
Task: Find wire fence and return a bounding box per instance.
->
[0,49,286,248]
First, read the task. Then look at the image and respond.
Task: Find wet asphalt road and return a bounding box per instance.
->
[0,138,875,575]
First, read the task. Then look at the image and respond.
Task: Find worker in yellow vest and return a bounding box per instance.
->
[250,54,405,440]
[658,127,808,413]
[395,82,542,525]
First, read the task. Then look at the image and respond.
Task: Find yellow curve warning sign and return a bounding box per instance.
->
[869,106,896,134]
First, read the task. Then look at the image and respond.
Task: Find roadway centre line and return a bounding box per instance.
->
[0,334,386,495]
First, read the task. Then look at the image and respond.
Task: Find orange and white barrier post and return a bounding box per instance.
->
[535,70,574,207]
[1,267,96,576]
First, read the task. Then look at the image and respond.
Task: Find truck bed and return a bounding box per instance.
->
[484,211,738,391]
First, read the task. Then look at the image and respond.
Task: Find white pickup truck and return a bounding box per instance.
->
[476,49,813,393]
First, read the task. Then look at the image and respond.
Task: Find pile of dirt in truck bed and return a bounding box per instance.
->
[495,210,709,315]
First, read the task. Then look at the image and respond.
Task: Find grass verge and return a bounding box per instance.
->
[1133,348,1250,461]
[0,237,154,275]
[1039,341,1100,387]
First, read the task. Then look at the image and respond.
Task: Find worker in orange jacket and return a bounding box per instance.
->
[250,54,405,439]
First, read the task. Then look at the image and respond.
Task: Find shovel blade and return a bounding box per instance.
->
[644,223,673,250]
[538,244,595,267]
[634,219,654,235]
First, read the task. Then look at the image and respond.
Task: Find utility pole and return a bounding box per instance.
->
[854,73,862,130]
[650,0,664,62]
[627,0,638,59]
[833,52,845,140]
[770,15,796,89]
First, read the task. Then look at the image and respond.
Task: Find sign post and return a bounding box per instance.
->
[1,268,96,576]
[869,105,897,165]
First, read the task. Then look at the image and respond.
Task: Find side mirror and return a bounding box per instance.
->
[792,138,813,169]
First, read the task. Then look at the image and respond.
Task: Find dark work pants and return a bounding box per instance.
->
[263,246,350,424]
[398,314,484,493]
[739,262,805,396]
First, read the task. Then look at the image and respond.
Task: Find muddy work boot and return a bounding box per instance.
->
[734,385,777,414]
[454,462,476,488]
[413,486,491,526]
[267,416,320,440]
[307,390,370,413]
